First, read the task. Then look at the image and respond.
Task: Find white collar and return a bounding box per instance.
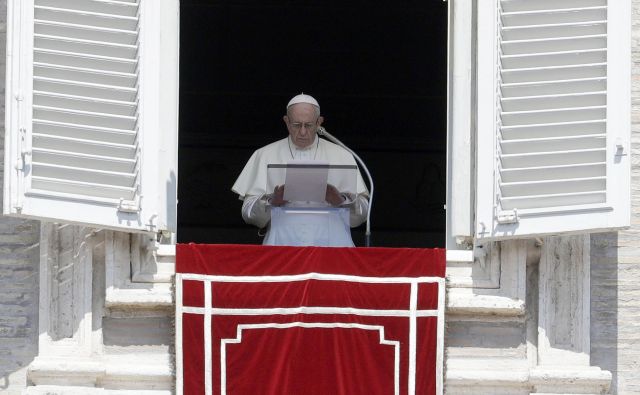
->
[288,135,318,152]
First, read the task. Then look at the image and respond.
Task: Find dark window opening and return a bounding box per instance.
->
[178,1,448,247]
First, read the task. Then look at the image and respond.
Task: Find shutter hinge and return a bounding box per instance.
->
[15,155,24,171]
[15,128,31,171]
[117,196,141,213]
[497,209,519,224]
[615,138,627,157]
[146,213,158,233]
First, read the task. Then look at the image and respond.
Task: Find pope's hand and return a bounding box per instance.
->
[270,185,286,206]
[325,184,345,206]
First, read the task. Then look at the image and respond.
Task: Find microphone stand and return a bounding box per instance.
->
[317,127,374,247]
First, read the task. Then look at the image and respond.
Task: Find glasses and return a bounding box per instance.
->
[289,122,318,131]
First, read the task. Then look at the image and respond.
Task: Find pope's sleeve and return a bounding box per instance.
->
[340,193,369,227]
[233,149,273,227]
[241,194,270,228]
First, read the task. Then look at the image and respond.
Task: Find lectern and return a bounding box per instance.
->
[266,163,358,247]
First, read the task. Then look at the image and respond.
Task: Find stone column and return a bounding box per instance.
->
[27,224,103,388]
[530,235,611,394]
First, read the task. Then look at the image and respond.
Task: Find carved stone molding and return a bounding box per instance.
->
[130,233,176,283]
[27,355,173,393]
[27,224,174,393]
[37,223,96,358]
[447,242,501,289]
[447,240,529,316]
[538,235,591,367]
[529,366,611,394]
[104,231,173,309]
[29,224,104,388]
[445,236,612,394]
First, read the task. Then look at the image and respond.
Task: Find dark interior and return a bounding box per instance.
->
[178,0,448,247]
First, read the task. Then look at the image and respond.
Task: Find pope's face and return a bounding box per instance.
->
[283,103,324,148]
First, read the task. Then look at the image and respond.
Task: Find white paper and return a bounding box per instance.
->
[283,160,329,203]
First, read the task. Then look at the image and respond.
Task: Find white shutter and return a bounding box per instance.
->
[4,0,179,233]
[475,0,630,240]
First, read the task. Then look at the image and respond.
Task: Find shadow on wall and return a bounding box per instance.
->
[590,232,619,394]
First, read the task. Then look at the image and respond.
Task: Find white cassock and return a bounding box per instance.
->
[232,135,369,245]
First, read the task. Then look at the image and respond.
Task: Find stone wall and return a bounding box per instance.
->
[0,1,41,393]
[590,1,640,394]
[0,218,39,395]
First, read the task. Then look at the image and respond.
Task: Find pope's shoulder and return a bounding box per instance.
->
[247,137,288,160]
[254,137,287,152]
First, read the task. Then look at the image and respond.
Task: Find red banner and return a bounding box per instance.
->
[176,244,445,395]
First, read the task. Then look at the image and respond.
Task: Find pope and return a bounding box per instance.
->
[231,93,369,243]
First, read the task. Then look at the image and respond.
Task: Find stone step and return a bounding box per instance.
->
[27,355,173,392]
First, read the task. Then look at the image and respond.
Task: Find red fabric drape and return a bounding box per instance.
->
[177,244,445,395]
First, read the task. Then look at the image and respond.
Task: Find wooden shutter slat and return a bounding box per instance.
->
[35,36,137,60]
[501,106,605,125]
[35,20,138,45]
[500,191,606,210]
[34,64,137,88]
[36,0,139,16]
[34,49,136,73]
[33,105,137,130]
[502,78,606,96]
[500,134,605,154]
[34,91,136,116]
[502,35,606,55]
[502,7,606,26]
[502,63,606,83]
[501,0,606,12]
[502,92,605,111]
[32,149,137,173]
[34,32,138,50]
[33,105,137,121]
[500,148,605,168]
[501,49,606,69]
[33,162,136,183]
[33,133,136,159]
[34,65,137,83]
[34,5,139,21]
[502,21,607,40]
[33,162,136,187]
[34,52,136,74]
[33,120,136,145]
[500,163,606,182]
[501,120,605,139]
[500,176,606,196]
[34,78,137,102]
[35,7,138,31]
[31,176,136,199]
[502,5,606,14]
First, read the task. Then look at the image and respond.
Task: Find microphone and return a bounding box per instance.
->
[317,126,374,247]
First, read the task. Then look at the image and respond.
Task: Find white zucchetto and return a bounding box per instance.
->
[286,93,320,110]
